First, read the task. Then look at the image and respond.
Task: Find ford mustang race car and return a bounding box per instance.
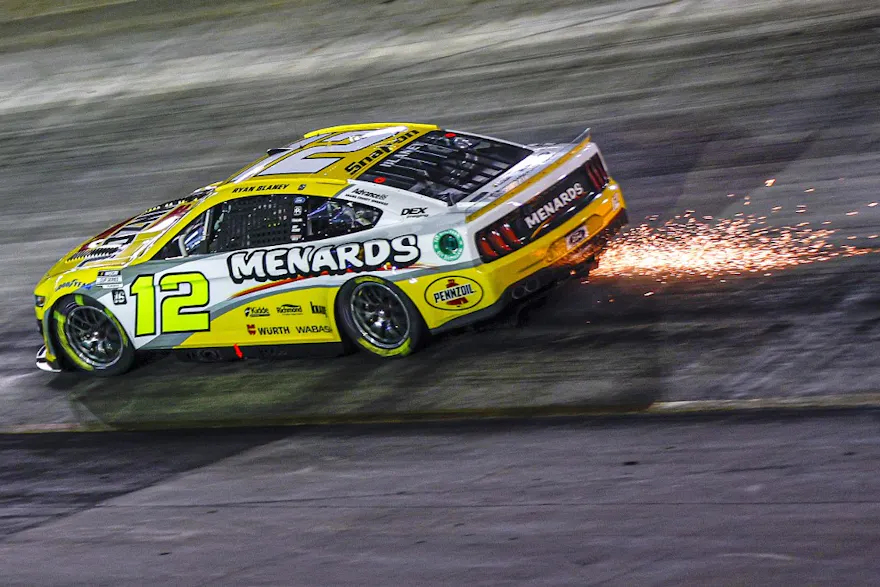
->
[33,123,627,375]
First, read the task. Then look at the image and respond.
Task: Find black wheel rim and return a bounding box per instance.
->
[349,281,411,349]
[64,306,124,368]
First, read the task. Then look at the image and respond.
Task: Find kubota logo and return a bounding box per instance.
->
[424,276,484,311]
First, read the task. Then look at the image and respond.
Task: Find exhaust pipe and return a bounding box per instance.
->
[524,278,541,293]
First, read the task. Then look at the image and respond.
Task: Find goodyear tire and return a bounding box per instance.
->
[336,276,427,358]
[52,294,135,376]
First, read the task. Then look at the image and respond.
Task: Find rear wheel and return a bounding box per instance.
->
[337,276,427,358]
[53,295,135,376]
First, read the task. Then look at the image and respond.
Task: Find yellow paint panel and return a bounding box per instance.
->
[177,287,341,348]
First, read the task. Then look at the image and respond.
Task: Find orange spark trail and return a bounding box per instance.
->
[591,213,874,281]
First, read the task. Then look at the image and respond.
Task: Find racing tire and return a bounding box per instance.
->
[52,294,135,376]
[336,276,427,358]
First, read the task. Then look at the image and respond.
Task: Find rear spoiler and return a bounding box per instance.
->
[460,128,594,221]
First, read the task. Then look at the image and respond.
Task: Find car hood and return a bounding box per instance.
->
[39,199,198,283]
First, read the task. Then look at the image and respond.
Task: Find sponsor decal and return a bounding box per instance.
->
[433,229,464,262]
[112,290,127,305]
[424,276,484,311]
[293,205,303,215]
[256,128,416,177]
[310,302,327,315]
[56,279,84,290]
[244,306,270,318]
[277,303,303,315]
[340,187,389,207]
[95,270,124,288]
[566,226,588,249]
[226,235,420,284]
[401,207,428,218]
[295,324,333,334]
[524,182,585,230]
[344,129,421,174]
[612,193,622,210]
[248,324,291,336]
[73,205,191,265]
[231,183,289,194]
[294,195,307,203]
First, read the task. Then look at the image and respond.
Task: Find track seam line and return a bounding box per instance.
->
[2,393,879,434]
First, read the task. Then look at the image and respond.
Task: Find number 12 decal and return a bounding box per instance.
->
[129,272,210,336]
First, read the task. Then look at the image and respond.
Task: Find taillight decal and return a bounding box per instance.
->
[477,237,499,259]
[499,224,520,247]
[489,230,512,253]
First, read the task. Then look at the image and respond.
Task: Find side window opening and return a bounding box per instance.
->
[306,197,381,241]
[208,194,299,253]
[154,210,210,260]
[151,194,384,256]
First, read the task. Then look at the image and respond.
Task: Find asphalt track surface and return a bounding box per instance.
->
[0,1,880,582]
[1,0,879,428]
[3,411,880,585]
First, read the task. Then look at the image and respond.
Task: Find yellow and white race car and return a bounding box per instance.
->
[33,123,627,375]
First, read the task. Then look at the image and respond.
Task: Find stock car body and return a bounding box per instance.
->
[33,123,628,375]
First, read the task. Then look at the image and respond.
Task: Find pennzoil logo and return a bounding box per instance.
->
[424,276,484,311]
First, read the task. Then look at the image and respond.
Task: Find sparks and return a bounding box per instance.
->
[590,214,874,281]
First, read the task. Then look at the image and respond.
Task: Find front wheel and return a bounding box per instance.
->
[52,294,135,376]
[336,276,427,358]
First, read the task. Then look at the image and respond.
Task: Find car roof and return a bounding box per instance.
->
[218,122,439,190]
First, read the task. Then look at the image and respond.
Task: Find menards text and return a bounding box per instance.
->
[524,182,586,229]
[227,235,420,284]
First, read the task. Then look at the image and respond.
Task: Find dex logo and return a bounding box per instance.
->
[401,207,428,217]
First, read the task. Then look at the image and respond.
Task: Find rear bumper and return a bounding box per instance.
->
[431,208,627,334]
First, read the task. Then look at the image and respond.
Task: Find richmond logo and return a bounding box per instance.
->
[226,235,420,284]
[276,304,303,315]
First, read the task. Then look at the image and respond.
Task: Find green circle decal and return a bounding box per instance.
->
[433,229,464,261]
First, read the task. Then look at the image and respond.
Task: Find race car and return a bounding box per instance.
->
[33,123,628,375]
